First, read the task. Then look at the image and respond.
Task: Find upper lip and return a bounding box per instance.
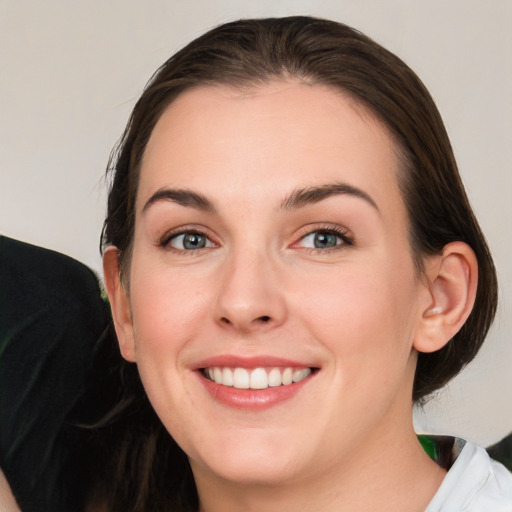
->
[192,355,318,370]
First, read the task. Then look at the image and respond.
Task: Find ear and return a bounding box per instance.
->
[103,247,136,362]
[413,241,478,354]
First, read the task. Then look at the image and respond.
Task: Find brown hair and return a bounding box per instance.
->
[99,16,497,511]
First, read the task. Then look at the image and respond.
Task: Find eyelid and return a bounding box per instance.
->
[291,224,354,251]
[158,225,219,251]
[169,233,216,250]
[157,223,353,254]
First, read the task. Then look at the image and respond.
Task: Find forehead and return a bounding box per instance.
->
[138,81,403,218]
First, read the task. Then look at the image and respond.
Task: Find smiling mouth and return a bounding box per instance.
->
[202,366,314,390]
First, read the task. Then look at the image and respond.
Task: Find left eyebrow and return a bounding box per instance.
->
[280,182,379,212]
[142,187,216,214]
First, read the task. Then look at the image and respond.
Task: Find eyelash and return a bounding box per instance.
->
[159,227,217,255]
[158,225,354,254]
[293,225,354,254]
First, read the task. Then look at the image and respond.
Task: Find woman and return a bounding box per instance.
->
[96,16,511,512]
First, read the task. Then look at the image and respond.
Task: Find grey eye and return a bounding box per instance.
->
[299,231,343,249]
[312,232,338,248]
[169,233,213,250]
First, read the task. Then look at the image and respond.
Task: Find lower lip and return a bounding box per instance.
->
[197,372,315,410]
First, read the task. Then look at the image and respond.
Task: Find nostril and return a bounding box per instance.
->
[218,315,272,328]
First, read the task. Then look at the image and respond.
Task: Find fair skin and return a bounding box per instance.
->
[0,471,20,512]
[104,81,477,512]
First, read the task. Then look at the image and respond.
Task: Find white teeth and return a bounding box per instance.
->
[214,367,223,384]
[204,366,313,389]
[233,368,250,389]
[268,367,282,387]
[250,368,268,389]
[222,367,233,387]
[292,368,311,382]
[282,367,293,386]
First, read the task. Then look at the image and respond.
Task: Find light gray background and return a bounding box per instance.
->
[1,0,510,446]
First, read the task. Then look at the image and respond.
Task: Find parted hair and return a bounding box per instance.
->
[98,16,498,511]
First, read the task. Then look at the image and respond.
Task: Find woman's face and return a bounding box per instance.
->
[116,82,434,486]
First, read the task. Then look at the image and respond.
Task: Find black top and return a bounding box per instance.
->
[0,236,113,512]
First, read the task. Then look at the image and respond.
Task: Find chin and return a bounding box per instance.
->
[199,455,302,486]
[188,430,313,486]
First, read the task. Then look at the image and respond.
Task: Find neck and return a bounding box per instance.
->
[193,417,446,512]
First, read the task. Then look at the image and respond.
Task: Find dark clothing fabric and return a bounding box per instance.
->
[0,236,112,512]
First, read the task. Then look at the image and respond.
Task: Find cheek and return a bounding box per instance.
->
[126,262,215,438]
[296,261,420,375]
[128,261,214,362]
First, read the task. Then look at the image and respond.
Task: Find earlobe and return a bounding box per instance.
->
[102,247,137,362]
[414,242,478,354]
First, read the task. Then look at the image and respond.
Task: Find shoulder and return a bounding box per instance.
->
[0,470,21,512]
[0,235,107,312]
[0,236,113,512]
[426,440,512,511]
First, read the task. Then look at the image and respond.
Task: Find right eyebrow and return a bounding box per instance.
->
[280,182,379,212]
[141,187,216,214]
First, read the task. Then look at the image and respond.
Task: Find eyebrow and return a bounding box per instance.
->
[142,182,379,215]
[142,187,215,213]
[280,182,379,212]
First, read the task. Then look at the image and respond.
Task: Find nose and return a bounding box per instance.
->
[214,248,287,333]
